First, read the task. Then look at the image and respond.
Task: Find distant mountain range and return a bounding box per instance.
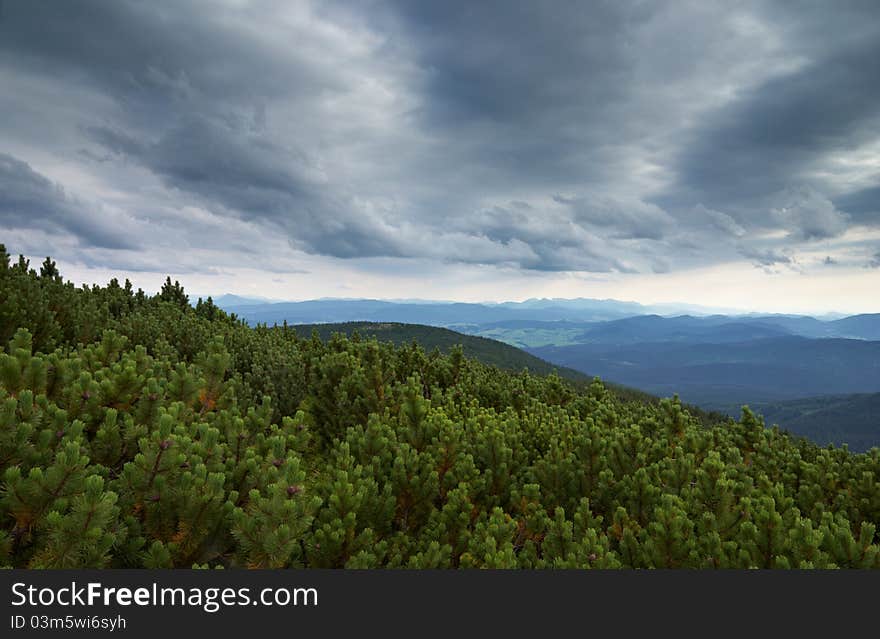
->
[214,296,880,339]
[216,296,659,326]
[206,294,274,307]
[473,313,880,343]
[211,296,880,450]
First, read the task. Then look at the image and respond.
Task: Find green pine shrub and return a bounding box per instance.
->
[0,245,878,568]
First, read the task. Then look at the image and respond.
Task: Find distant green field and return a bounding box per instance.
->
[470,327,585,348]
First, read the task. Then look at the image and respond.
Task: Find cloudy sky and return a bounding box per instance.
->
[2,0,879,313]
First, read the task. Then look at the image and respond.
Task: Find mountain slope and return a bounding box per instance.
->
[288,321,729,424]
[529,336,880,406]
[830,313,880,340]
[473,313,880,346]
[725,392,880,452]
[575,315,793,344]
[7,304,880,569]
[4,250,880,569]
[290,321,591,381]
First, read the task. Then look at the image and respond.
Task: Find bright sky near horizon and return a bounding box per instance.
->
[2,1,879,314]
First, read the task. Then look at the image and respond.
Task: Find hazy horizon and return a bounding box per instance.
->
[8,249,875,318]
[4,250,878,317]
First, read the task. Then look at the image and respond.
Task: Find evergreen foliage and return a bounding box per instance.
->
[1,246,878,568]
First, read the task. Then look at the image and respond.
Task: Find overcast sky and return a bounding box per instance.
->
[2,0,879,313]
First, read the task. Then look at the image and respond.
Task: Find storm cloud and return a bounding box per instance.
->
[0,152,133,249]
[1,0,879,294]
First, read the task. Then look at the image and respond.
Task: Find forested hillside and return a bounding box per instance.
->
[1,247,879,569]
[288,321,590,381]
[530,337,880,406]
[716,393,880,453]
[289,321,723,426]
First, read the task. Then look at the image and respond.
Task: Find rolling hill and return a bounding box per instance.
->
[289,321,591,381]
[830,313,880,340]
[222,298,648,328]
[288,321,728,425]
[468,313,880,345]
[529,336,880,406]
[573,315,792,344]
[6,251,880,569]
[214,297,880,449]
[719,392,880,452]
[218,297,880,341]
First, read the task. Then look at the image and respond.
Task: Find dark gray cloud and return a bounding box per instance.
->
[834,185,880,222]
[663,8,880,241]
[553,195,675,241]
[378,2,642,158]
[1,0,879,280]
[738,245,792,267]
[0,152,134,249]
[0,0,332,113]
[82,126,145,159]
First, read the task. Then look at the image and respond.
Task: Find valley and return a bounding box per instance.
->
[218,298,880,450]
